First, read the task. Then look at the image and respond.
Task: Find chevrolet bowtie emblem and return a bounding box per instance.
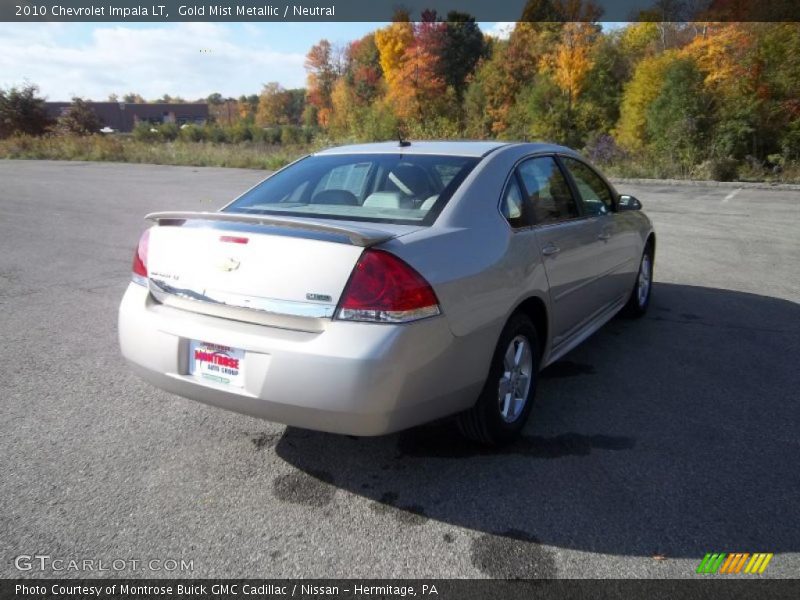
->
[216,257,241,272]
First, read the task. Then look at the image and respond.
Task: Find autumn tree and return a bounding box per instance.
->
[345,33,383,106]
[681,23,758,158]
[548,22,598,105]
[615,51,679,151]
[290,16,800,176]
[374,16,414,93]
[389,12,449,120]
[305,39,340,127]
[537,21,600,145]
[328,77,355,136]
[476,19,564,135]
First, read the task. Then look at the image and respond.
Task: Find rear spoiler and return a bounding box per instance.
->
[145,211,394,247]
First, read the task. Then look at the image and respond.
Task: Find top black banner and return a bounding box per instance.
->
[3,0,800,22]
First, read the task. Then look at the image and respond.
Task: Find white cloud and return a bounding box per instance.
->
[0,23,306,101]
[485,22,515,40]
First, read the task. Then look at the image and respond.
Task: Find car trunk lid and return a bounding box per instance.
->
[143,211,422,332]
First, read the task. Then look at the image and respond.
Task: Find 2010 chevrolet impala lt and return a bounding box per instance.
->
[119,141,655,444]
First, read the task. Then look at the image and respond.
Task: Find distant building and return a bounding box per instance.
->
[45,102,209,132]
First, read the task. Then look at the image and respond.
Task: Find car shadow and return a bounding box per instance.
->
[272,283,800,561]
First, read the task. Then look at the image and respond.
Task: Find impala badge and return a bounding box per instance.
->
[216,257,241,272]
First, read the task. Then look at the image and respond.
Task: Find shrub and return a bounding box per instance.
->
[229,121,253,143]
[157,122,180,141]
[406,116,462,140]
[264,127,282,144]
[132,122,159,142]
[301,126,317,144]
[179,124,205,142]
[280,125,302,145]
[696,157,739,182]
[205,125,229,143]
[584,134,627,166]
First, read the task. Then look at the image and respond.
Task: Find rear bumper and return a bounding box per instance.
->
[118,283,483,435]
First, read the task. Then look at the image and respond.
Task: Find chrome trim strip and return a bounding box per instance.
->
[144,211,393,247]
[148,279,336,319]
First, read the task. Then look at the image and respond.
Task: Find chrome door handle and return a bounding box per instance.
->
[541,243,560,256]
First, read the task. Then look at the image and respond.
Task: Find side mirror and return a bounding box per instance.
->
[617,194,642,211]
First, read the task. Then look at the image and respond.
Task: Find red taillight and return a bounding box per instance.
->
[336,249,440,323]
[131,229,150,285]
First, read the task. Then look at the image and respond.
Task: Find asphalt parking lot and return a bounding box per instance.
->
[1,160,798,579]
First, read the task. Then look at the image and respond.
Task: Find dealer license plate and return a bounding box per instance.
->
[189,341,245,388]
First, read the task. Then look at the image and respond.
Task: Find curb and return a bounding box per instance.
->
[609,177,800,192]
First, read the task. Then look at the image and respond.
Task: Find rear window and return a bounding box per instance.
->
[224,153,480,225]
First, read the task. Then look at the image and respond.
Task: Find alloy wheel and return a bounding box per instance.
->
[498,335,533,423]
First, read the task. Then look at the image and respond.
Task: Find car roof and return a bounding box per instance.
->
[313,140,577,158]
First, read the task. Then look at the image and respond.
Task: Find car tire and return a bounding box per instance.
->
[457,313,540,446]
[621,243,654,318]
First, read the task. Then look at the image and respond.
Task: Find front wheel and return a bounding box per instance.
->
[457,314,540,446]
[621,244,653,318]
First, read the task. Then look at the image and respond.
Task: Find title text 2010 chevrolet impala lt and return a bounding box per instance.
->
[118,141,655,445]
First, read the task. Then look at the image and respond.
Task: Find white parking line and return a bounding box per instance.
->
[721,189,741,204]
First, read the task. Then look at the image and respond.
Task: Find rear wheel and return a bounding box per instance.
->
[621,244,653,318]
[457,314,540,446]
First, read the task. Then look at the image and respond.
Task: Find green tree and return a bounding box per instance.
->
[440,12,485,101]
[57,97,102,135]
[206,93,224,105]
[507,74,570,143]
[580,34,627,138]
[463,73,492,138]
[645,58,711,170]
[122,93,145,103]
[0,84,52,138]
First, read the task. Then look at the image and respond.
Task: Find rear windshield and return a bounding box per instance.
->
[224,153,480,225]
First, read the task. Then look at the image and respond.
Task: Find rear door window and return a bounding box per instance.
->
[517,157,579,225]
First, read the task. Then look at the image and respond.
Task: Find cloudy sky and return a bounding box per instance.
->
[0,22,514,101]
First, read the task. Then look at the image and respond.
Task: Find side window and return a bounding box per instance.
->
[500,176,526,229]
[517,156,578,225]
[562,158,614,216]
